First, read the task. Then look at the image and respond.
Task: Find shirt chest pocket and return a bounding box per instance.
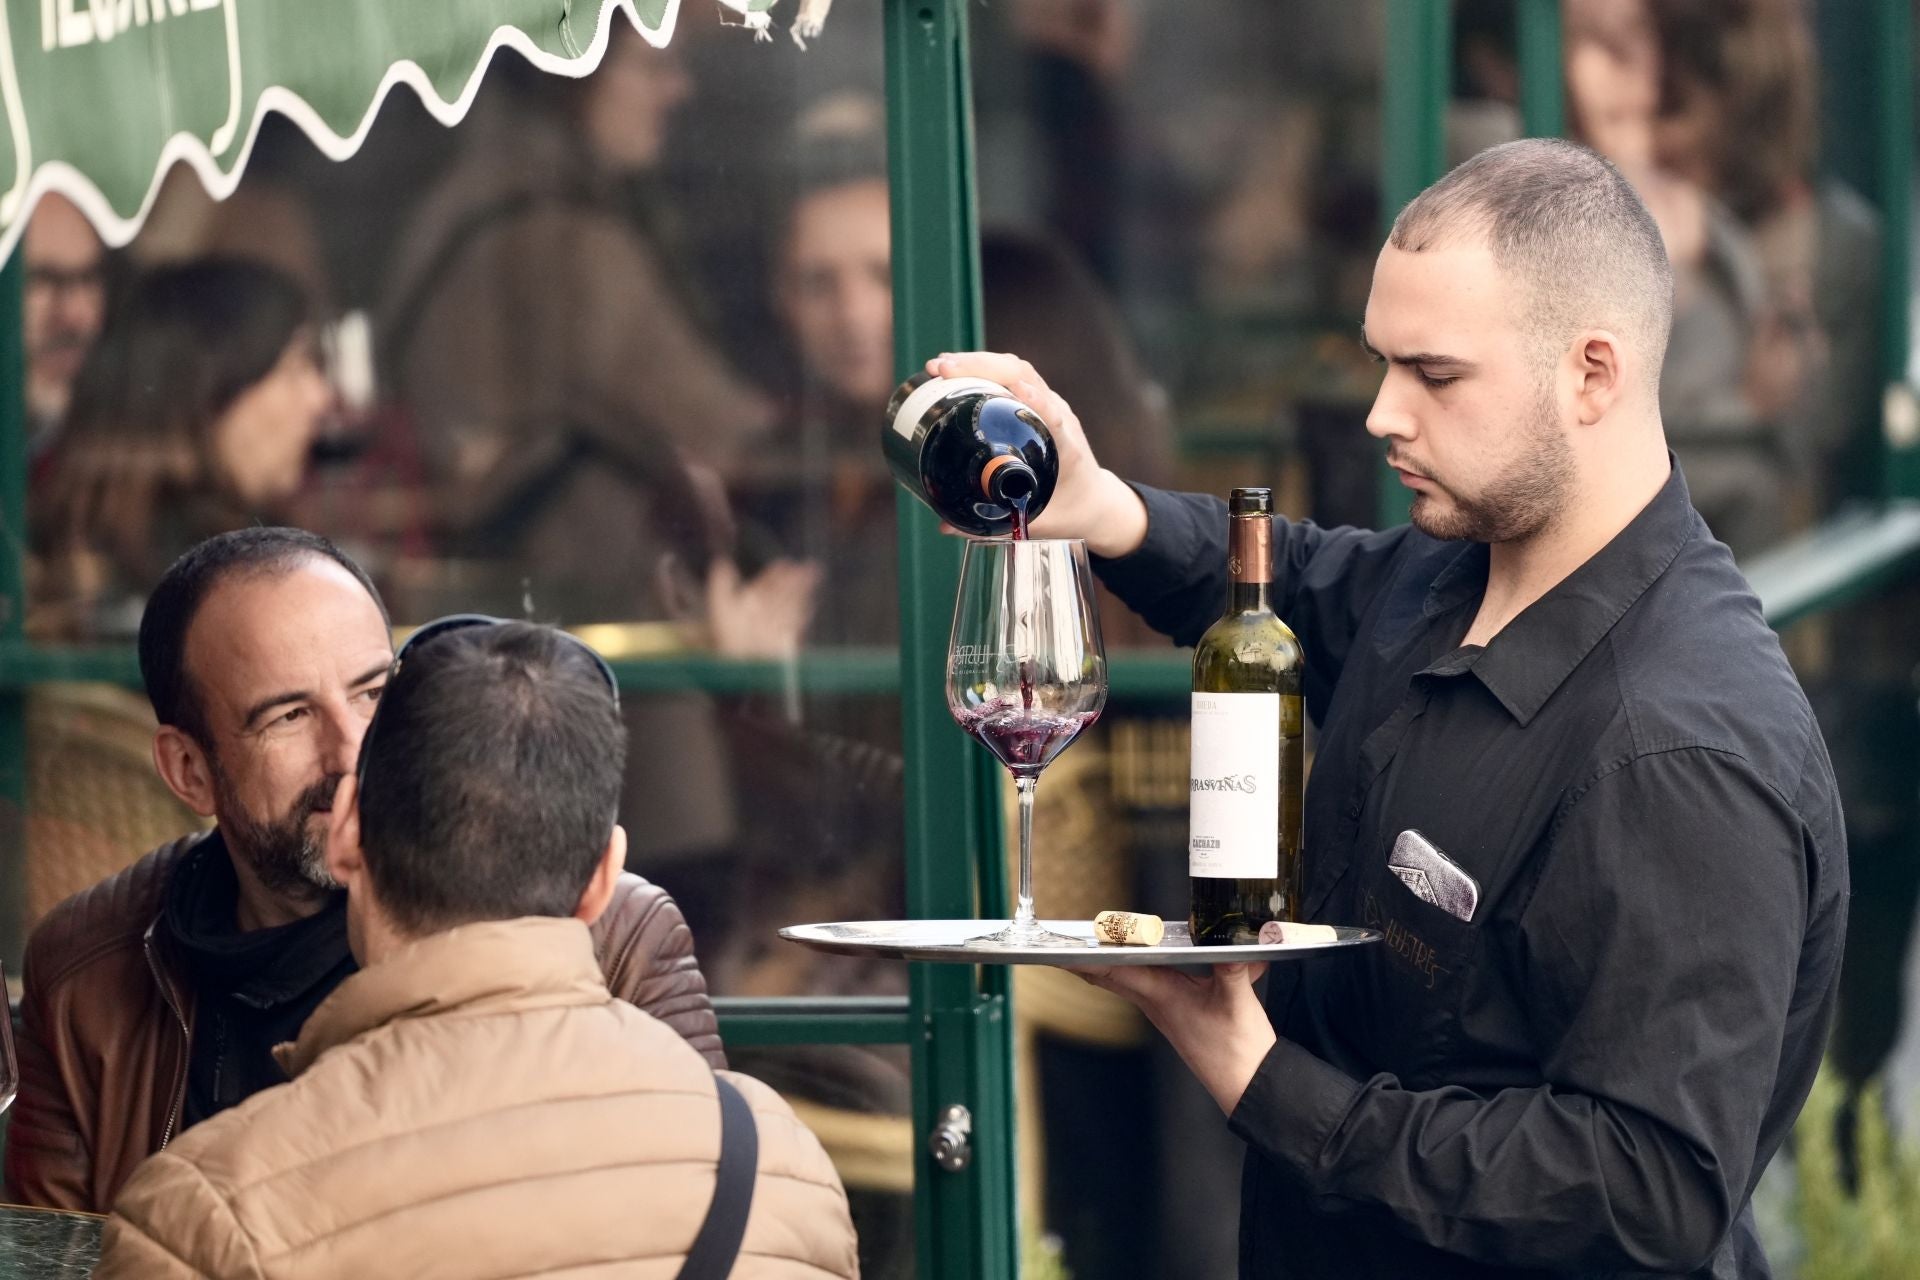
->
[1330,841,1483,1084]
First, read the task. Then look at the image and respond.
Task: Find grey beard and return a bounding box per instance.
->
[210,764,340,902]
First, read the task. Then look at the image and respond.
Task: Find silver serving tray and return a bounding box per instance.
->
[778,918,1379,967]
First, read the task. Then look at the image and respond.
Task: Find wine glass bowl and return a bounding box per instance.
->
[946,538,1107,948]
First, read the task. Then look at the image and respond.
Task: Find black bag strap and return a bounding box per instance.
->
[675,1074,759,1280]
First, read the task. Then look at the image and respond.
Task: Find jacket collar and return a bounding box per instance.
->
[1429,459,1700,727]
[274,917,607,1078]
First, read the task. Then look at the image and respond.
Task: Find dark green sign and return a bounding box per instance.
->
[0,0,675,257]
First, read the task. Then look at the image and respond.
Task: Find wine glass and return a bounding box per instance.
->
[947,538,1107,948]
[0,959,18,1116]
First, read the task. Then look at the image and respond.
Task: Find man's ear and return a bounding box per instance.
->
[1568,329,1629,426]
[573,824,628,925]
[324,774,368,892]
[152,726,218,818]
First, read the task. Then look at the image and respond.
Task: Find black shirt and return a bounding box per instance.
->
[1095,463,1847,1278]
[162,835,355,1129]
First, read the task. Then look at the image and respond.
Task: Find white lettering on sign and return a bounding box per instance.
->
[43,0,214,51]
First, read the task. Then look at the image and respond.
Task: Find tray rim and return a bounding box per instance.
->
[777,918,1381,967]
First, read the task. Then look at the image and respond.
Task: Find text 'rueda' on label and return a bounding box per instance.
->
[1189,692,1280,878]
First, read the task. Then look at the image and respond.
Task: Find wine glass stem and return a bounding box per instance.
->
[1014,774,1037,927]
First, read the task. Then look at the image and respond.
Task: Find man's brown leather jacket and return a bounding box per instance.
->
[2,833,726,1212]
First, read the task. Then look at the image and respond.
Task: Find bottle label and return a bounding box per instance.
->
[889,376,1012,442]
[1189,692,1280,878]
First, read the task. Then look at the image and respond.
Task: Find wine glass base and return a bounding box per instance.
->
[964,921,1095,950]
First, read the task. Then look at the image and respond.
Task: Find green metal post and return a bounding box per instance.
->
[1875,0,1917,500]
[1378,0,1453,526]
[1516,0,1564,140]
[884,2,1017,1277]
[0,259,24,974]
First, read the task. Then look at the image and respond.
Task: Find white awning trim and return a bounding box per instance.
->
[3,0,676,263]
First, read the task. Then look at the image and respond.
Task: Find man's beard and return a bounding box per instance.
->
[210,760,341,903]
[1401,386,1573,544]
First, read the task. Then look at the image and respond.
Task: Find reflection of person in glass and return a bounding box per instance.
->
[382,21,774,573]
[762,133,898,645]
[29,260,330,640]
[1638,0,1906,1173]
[22,193,108,463]
[936,139,1845,1279]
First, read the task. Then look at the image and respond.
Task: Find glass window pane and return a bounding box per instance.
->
[20,5,914,1262]
[970,4,1386,1277]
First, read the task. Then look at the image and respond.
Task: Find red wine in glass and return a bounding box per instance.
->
[946,537,1107,948]
[957,701,1099,776]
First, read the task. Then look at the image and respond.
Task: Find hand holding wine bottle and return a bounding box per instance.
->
[922,352,1151,558]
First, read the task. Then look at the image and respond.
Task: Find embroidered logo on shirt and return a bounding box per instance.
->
[1364,890,1447,990]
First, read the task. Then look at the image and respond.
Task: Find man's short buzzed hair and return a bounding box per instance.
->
[1390,138,1674,391]
[356,622,626,934]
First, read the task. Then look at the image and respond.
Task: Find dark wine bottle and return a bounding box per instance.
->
[1189,487,1304,945]
[882,372,1058,537]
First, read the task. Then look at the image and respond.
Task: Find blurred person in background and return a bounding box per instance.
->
[1563,0,1800,558]
[760,127,896,645]
[1646,0,1908,1175]
[382,18,776,595]
[380,21,819,888]
[22,192,109,464]
[1649,0,1881,516]
[28,259,330,640]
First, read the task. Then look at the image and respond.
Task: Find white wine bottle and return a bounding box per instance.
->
[1189,487,1304,945]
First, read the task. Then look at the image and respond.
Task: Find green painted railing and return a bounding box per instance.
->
[714,996,914,1047]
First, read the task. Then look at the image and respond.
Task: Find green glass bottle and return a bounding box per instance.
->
[1189,487,1305,945]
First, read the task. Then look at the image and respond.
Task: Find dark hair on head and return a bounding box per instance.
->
[1649,0,1816,224]
[773,125,889,255]
[64,257,310,463]
[1390,138,1674,391]
[37,258,313,590]
[355,622,627,934]
[138,527,387,744]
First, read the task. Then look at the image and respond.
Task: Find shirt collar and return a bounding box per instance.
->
[1450,459,1700,727]
[275,916,607,1077]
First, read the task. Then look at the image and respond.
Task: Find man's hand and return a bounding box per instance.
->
[1078,962,1278,1115]
[926,352,1150,559]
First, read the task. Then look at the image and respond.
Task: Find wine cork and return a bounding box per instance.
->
[1257,920,1338,945]
[1094,910,1164,947]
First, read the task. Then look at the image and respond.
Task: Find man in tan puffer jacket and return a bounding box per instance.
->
[94,619,860,1279]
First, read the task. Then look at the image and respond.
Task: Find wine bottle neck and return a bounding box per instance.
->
[1227,514,1273,614]
[980,453,1035,502]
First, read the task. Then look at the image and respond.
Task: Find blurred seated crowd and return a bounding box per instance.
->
[7,1,1910,1276]
[22,1,1876,644]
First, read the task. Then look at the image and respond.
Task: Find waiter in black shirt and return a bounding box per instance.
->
[932,138,1847,1278]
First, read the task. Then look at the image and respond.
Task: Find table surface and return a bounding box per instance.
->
[0,1204,104,1277]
